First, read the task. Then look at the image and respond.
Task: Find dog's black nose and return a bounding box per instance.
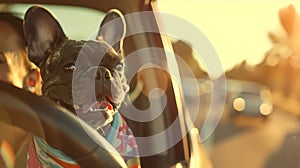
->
[96,66,112,80]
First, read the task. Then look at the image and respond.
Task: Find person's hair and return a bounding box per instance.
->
[0,12,27,47]
[0,12,35,72]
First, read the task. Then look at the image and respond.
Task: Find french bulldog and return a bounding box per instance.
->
[24,5,129,131]
[23,5,140,167]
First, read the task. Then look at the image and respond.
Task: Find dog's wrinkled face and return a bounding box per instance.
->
[24,6,129,128]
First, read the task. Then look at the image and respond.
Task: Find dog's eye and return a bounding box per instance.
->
[116,62,124,71]
[64,63,77,72]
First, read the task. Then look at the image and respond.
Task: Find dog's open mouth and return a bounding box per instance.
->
[81,101,114,115]
[54,98,116,131]
[74,100,117,131]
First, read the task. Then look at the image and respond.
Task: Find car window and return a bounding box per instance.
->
[8,4,106,40]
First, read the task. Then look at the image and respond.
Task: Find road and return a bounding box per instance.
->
[204,108,300,168]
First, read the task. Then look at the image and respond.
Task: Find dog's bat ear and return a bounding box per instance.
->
[97,9,126,53]
[24,5,67,67]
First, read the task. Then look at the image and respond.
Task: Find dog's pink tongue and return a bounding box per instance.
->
[82,101,113,114]
[98,101,113,110]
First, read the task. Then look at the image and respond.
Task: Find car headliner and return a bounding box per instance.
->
[5,0,154,13]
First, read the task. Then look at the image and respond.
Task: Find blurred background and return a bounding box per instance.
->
[157,1,300,168]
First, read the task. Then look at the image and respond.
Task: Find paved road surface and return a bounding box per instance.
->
[205,108,300,168]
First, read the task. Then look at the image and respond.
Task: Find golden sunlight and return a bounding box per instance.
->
[157,0,300,71]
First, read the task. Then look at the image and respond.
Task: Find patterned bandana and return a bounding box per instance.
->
[27,112,140,168]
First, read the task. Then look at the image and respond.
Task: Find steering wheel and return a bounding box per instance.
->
[0,81,127,168]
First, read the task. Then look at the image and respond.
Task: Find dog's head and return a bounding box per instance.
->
[24,6,129,126]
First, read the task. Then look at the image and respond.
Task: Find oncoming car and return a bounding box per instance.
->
[227,80,273,117]
[182,78,273,126]
[0,0,214,168]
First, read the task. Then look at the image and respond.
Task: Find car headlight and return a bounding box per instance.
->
[233,97,246,112]
[259,101,273,116]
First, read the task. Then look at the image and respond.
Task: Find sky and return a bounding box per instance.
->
[157,0,300,72]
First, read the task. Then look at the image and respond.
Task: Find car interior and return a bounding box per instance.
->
[0,0,202,168]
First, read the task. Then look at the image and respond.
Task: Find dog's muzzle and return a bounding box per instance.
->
[95,66,113,80]
[72,65,127,131]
